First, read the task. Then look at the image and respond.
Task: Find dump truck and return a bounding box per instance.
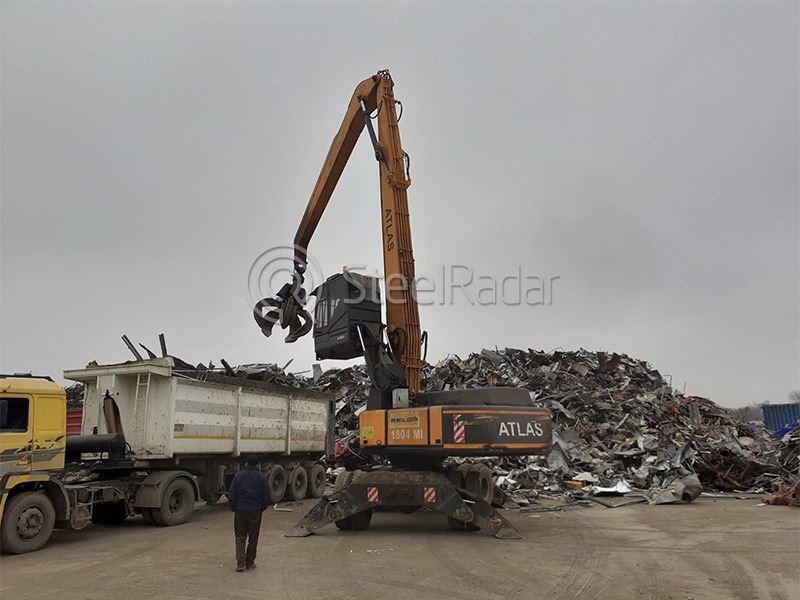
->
[0,360,333,553]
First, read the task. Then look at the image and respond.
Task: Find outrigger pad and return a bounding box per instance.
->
[285,470,521,539]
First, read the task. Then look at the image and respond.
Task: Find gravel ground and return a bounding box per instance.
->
[1,498,798,600]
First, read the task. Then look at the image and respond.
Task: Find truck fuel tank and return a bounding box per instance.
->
[65,433,127,461]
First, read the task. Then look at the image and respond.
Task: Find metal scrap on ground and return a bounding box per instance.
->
[70,343,800,506]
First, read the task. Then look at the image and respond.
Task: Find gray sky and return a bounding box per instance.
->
[1,2,798,407]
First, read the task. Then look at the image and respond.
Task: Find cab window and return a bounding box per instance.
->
[0,398,29,432]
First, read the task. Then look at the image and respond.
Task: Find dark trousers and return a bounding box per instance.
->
[234,511,262,568]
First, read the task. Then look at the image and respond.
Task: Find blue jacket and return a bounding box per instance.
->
[228,467,271,513]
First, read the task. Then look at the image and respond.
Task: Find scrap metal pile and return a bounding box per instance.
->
[66,343,800,505]
[304,347,800,504]
[65,382,85,408]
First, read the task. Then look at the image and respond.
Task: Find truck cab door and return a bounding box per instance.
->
[0,395,33,476]
[32,395,66,471]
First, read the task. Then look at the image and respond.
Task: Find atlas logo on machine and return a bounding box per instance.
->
[498,420,544,438]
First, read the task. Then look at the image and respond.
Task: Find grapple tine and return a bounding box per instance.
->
[253,266,313,344]
[253,298,282,337]
[286,307,313,343]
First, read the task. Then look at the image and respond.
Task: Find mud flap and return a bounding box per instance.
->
[286,470,520,539]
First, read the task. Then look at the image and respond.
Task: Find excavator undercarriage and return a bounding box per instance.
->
[287,468,520,539]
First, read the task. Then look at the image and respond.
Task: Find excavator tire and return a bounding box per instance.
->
[465,465,494,505]
[447,516,479,531]
[349,509,373,530]
[456,462,472,485]
[446,465,464,488]
[333,471,355,530]
[335,518,352,530]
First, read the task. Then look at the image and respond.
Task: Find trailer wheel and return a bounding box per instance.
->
[1,492,56,554]
[286,466,308,501]
[91,501,129,525]
[306,464,326,498]
[153,478,195,526]
[267,465,287,503]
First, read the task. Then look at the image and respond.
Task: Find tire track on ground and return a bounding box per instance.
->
[547,512,609,600]
[638,552,671,600]
[720,555,757,600]
[421,512,606,600]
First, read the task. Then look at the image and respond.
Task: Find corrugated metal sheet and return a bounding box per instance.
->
[66,407,83,436]
[761,403,800,434]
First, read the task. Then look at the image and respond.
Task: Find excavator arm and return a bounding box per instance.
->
[253,70,422,395]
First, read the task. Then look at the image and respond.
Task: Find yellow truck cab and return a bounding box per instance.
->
[0,372,202,554]
[0,375,69,553]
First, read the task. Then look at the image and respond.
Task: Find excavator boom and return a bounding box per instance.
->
[254,70,421,394]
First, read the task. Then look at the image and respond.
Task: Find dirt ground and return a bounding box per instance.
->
[1,497,798,600]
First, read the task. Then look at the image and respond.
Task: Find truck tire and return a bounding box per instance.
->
[1,492,56,554]
[286,466,308,501]
[267,465,287,503]
[153,478,195,526]
[306,464,326,499]
[140,508,158,526]
[91,501,129,525]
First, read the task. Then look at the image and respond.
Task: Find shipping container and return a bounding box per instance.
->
[761,403,800,435]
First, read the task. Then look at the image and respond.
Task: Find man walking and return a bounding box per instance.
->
[228,455,271,572]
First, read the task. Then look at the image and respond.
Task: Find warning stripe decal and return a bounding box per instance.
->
[453,414,465,443]
[366,486,379,504]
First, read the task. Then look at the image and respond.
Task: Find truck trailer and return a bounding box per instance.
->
[0,359,333,553]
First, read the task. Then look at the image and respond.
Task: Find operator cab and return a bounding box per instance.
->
[311,272,382,361]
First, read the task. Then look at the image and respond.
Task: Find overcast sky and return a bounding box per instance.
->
[1,2,798,407]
